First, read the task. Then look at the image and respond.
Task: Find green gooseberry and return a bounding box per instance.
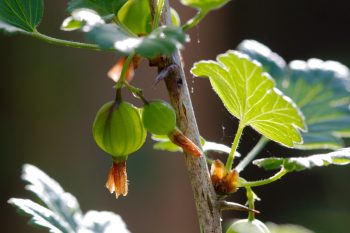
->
[92,100,146,160]
[227,219,271,233]
[142,100,176,135]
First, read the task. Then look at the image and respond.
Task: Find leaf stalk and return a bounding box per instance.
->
[238,168,288,187]
[32,31,109,51]
[225,122,245,172]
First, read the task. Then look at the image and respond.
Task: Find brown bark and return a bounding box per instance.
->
[149,1,222,232]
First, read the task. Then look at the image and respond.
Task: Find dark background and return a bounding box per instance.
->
[1,0,350,232]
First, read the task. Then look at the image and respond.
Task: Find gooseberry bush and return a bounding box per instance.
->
[2,0,350,233]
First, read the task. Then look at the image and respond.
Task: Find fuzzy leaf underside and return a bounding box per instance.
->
[253,148,350,172]
[238,40,350,150]
[8,198,69,233]
[9,164,130,233]
[191,50,305,148]
[67,0,127,16]
[0,0,43,33]
[87,24,187,58]
[21,164,82,231]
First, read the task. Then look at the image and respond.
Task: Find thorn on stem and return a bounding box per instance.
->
[154,64,179,86]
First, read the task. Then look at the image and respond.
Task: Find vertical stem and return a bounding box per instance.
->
[246,186,255,221]
[236,137,269,173]
[150,1,222,232]
[115,52,135,89]
[225,122,245,172]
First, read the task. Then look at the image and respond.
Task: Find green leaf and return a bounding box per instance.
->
[285,59,350,149]
[0,0,44,33]
[67,0,127,16]
[237,40,288,90]
[191,50,306,148]
[171,8,181,27]
[237,40,350,150]
[87,24,187,58]
[253,148,350,172]
[117,0,151,35]
[180,0,231,11]
[9,164,131,233]
[61,9,104,32]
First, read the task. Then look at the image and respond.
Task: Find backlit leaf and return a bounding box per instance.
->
[253,148,350,172]
[87,24,187,58]
[0,0,44,33]
[67,0,127,17]
[191,51,305,147]
[117,0,151,35]
[238,40,350,149]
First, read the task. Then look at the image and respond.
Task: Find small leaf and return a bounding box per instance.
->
[61,9,104,32]
[67,0,127,17]
[238,40,350,150]
[181,0,230,11]
[8,198,70,233]
[0,0,44,33]
[87,24,187,58]
[253,148,350,172]
[191,51,306,148]
[61,17,83,31]
[171,8,181,27]
[117,0,151,35]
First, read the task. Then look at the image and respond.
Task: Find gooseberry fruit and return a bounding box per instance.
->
[93,100,146,160]
[142,100,176,135]
[227,219,270,233]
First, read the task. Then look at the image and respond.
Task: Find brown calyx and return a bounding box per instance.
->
[105,160,128,198]
[168,128,202,157]
[210,159,239,195]
[108,56,142,83]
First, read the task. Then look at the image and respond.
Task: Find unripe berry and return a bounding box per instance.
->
[92,101,146,160]
[142,100,176,135]
[227,219,270,233]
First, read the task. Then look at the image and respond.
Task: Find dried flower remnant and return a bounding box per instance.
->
[211,159,239,194]
[108,56,142,83]
[168,128,202,157]
[106,161,128,198]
